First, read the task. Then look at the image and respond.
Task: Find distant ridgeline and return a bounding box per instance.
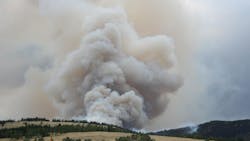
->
[151,119,250,141]
[2,118,250,141]
[0,117,134,139]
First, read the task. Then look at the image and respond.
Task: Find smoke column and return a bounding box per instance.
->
[0,0,195,129]
[42,1,182,128]
[1,0,250,130]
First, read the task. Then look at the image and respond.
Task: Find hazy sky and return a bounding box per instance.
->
[0,0,250,130]
[198,0,250,119]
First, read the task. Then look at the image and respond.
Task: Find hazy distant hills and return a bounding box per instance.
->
[152,119,250,141]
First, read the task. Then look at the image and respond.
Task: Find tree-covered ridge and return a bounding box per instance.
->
[0,118,133,139]
[152,119,250,141]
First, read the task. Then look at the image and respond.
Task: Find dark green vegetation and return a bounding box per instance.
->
[63,137,82,141]
[61,134,154,141]
[115,134,155,141]
[152,119,250,141]
[62,137,92,141]
[21,117,49,122]
[0,118,132,139]
[2,118,250,141]
[0,120,15,127]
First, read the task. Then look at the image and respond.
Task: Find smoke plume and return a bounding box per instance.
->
[1,0,250,130]
[0,0,183,129]
[45,2,182,128]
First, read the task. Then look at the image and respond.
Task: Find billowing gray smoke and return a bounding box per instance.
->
[45,3,182,128]
[1,0,250,130]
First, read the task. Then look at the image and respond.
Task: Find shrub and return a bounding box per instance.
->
[116,134,154,141]
[63,137,81,141]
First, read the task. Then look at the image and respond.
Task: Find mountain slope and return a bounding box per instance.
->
[153,119,250,141]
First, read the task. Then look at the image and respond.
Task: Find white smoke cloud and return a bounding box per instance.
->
[3,0,249,130]
[44,3,182,128]
[0,0,183,129]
